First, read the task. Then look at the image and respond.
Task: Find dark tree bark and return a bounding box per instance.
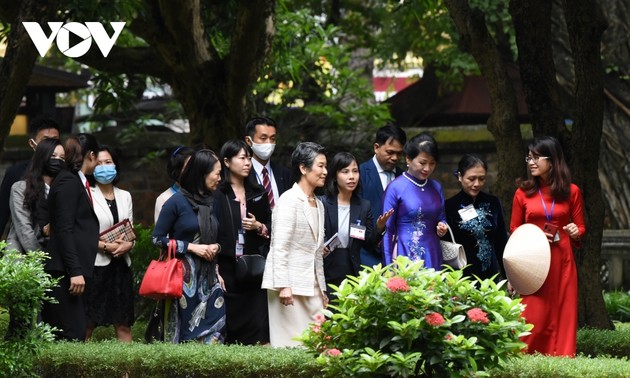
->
[0,0,58,158]
[443,0,526,223]
[562,0,611,329]
[510,0,565,139]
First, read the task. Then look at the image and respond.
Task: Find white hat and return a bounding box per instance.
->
[503,223,551,295]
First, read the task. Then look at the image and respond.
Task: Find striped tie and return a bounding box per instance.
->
[262,167,275,209]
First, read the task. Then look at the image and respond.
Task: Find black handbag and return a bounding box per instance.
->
[235,254,266,281]
[144,300,165,343]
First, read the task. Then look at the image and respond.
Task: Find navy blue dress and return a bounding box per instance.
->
[444,190,508,280]
[152,193,225,343]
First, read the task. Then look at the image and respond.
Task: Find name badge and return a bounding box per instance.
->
[458,204,478,222]
[350,223,366,240]
[235,229,245,257]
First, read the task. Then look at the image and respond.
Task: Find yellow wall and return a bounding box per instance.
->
[9,115,28,136]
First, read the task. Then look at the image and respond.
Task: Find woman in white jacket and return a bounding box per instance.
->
[85,146,134,342]
[262,142,328,347]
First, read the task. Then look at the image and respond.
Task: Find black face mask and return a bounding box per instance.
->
[43,158,65,177]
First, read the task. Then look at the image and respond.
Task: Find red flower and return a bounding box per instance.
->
[386,277,411,292]
[325,348,342,357]
[425,312,445,327]
[467,308,490,324]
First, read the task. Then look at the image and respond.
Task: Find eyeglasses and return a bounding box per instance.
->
[525,156,550,164]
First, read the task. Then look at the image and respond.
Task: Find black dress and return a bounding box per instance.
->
[214,182,272,345]
[444,190,508,281]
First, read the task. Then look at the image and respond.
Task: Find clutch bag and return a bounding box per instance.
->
[99,218,136,243]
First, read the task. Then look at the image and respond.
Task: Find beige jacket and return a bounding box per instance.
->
[92,185,133,267]
[262,183,326,296]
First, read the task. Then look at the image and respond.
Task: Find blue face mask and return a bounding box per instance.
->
[94,164,117,184]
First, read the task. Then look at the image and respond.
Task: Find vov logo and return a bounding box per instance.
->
[23,22,125,58]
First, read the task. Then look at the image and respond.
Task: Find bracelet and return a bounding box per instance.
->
[216,243,221,253]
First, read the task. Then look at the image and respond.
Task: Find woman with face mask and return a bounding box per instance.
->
[7,138,65,254]
[84,146,135,342]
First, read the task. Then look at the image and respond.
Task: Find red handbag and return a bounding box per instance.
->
[139,239,183,300]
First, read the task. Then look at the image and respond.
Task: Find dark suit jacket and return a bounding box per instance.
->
[358,158,402,266]
[214,182,272,291]
[46,169,99,278]
[0,160,29,237]
[248,160,292,198]
[321,194,376,285]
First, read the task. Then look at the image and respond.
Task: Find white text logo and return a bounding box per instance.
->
[23,22,125,58]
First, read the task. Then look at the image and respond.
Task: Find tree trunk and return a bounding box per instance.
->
[74,0,276,149]
[509,0,566,138]
[563,0,612,329]
[443,0,526,223]
[0,0,58,158]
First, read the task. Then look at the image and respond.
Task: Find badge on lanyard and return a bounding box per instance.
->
[458,204,478,222]
[235,228,245,256]
[350,219,366,240]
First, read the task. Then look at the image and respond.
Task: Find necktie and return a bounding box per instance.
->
[262,167,275,209]
[85,180,93,206]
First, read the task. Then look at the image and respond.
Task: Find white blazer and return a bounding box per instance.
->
[92,185,134,267]
[262,183,326,296]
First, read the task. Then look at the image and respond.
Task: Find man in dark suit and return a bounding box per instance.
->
[359,124,406,267]
[0,117,60,238]
[244,116,291,209]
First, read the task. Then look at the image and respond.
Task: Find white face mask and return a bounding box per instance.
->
[249,137,276,161]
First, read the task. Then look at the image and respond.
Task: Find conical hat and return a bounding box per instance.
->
[503,223,551,295]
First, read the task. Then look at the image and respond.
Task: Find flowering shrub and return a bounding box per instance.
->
[299,256,532,377]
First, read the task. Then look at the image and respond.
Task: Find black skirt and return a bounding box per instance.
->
[85,258,135,327]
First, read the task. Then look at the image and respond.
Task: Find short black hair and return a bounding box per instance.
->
[374,124,407,146]
[167,146,195,182]
[404,133,439,161]
[29,115,60,138]
[245,116,277,138]
[179,149,219,195]
[325,152,361,197]
[456,154,487,178]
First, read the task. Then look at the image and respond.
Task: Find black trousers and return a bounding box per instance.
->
[41,274,87,341]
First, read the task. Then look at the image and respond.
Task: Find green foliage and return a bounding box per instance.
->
[36,341,320,377]
[0,243,58,377]
[298,257,531,377]
[577,323,630,358]
[604,290,630,322]
[131,224,159,322]
[489,354,630,378]
[255,1,391,140]
[13,319,630,377]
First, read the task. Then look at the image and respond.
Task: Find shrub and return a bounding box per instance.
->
[299,257,532,377]
[0,243,57,377]
[131,224,159,322]
[603,290,630,322]
[577,323,630,358]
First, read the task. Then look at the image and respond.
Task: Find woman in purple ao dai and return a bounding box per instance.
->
[382,133,448,268]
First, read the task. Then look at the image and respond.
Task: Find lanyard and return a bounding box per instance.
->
[538,189,555,223]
